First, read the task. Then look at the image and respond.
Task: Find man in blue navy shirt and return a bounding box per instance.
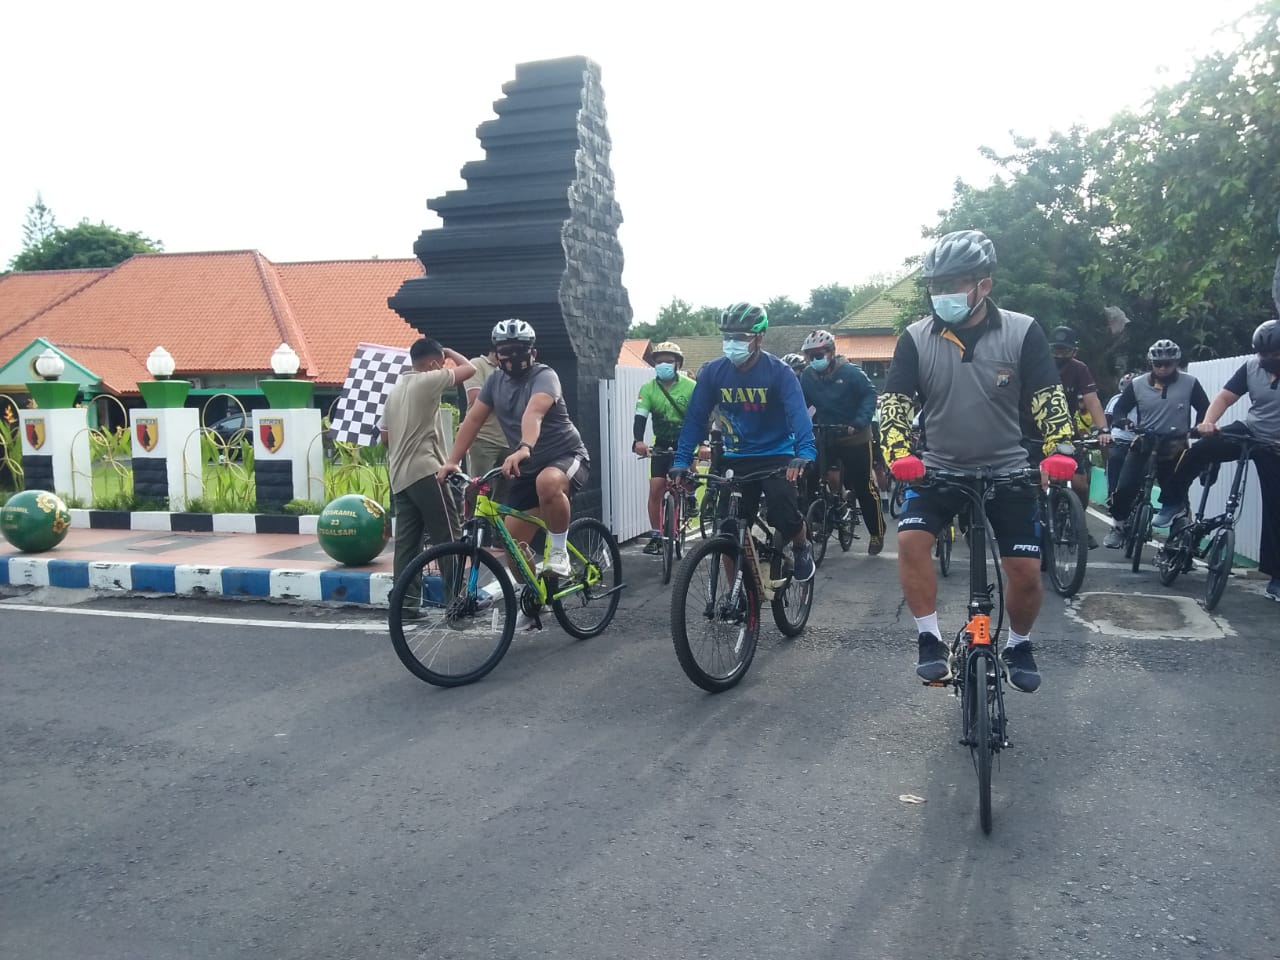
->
[670,302,818,580]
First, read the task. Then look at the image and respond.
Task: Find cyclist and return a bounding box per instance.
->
[1104,372,1138,500]
[1154,320,1280,600]
[880,229,1077,693]
[632,341,697,555]
[668,301,818,581]
[1041,325,1111,547]
[783,353,807,376]
[438,318,590,581]
[1103,339,1209,548]
[799,328,887,554]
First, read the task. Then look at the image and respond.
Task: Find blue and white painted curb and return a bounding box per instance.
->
[1,556,399,607]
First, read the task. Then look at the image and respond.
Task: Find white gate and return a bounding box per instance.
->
[1186,355,1263,565]
[599,365,656,543]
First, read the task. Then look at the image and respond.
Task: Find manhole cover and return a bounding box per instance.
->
[1068,592,1232,640]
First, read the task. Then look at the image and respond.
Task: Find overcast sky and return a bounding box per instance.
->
[0,0,1259,326]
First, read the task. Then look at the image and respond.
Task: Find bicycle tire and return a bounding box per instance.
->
[805,498,829,569]
[770,534,813,637]
[661,493,676,586]
[699,488,718,539]
[937,523,954,577]
[1157,521,1191,587]
[967,651,994,835]
[388,542,516,687]
[1204,526,1234,612]
[1048,488,1088,597]
[837,502,856,552]
[670,537,759,692]
[889,479,906,519]
[1130,503,1151,573]
[551,517,623,639]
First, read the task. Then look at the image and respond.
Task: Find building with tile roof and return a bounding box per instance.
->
[0,252,425,419]
[831,268,923,386]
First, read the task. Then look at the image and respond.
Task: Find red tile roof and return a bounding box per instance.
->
[618,338,651,367]
[835,334,898,361]
[0,252,424,394]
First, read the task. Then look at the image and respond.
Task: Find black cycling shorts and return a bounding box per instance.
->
[505,454,590,512]
[649,448,676,479]
[897,483,1041,560]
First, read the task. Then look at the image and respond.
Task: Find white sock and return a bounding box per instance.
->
[914,612,941,639]
[549,531,568,552]
[1006,629,1030,650]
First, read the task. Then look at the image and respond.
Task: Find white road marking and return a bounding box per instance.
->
[0,602,386,633]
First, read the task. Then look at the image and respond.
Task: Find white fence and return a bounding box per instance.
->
[599,365,656,543]
[1186,355,1263,565]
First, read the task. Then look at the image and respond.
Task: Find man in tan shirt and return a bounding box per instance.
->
[464,347,511,504]
[380,339,475,611]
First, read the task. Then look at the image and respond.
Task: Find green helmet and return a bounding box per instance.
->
[719,302,768,335]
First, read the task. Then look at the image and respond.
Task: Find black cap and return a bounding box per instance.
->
[1049,326,1078,347]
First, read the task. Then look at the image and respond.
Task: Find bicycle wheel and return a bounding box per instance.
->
[966,651,994,835]
[699,487,718,539]
[1130,503,1151,573]
[837,501,856,552]
[661,493,676,586]
[805,499,829,569]
[551,517,623,639]
[1157,521,1191,587]
[770,534,813,636]
[1204,526,1235,612]
[671,537,759,692]
[388,542,516,687]
[1048,488,1088,597]
[937,523,954,577]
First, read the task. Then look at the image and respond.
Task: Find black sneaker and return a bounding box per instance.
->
[916,632,951,682]
[791,542,815,581]
[642,534,663,555]
[1000,642,1041,693]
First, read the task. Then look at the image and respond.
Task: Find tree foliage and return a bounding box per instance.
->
[764,295,805,326]
[10,219,162,271]
[21,193,58,248]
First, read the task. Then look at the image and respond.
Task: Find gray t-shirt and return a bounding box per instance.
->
[477,363,589,471]
[1225,358,1280,443]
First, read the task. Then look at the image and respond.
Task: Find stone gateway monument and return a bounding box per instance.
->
[389,56,633,519]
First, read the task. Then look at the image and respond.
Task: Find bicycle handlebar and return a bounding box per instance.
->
[689,466,792,487]
[445,465,506,492]
[910,467,1042,489]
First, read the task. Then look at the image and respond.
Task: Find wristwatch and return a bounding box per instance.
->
[517,441,535,454]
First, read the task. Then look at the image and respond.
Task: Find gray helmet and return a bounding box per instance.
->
[1253,319,1280,353]
[782,353,806,371]
[1147,339,1181,362]
[922,230,997,281]
[719,302,768,334]
[801,329,837,353]
[491,318,536,346]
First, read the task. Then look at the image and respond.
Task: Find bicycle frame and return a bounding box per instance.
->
[701,468,793,604]
[1174,437,1257,559]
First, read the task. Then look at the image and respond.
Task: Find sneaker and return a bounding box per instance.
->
[642,533,663,555]
[540,547,572,579]
[1087,533,1100,550]
[514,609,543,634]
[916,632,952,682]
[791,542,815,581]
[1153,502,1188,528]
[1000,642,1041,693]
[868,535,884,556]
[1103,524,1126,549]
[1266,578,1280,602]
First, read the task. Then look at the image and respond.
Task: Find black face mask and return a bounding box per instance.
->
[1260,357,1280,375]
[1053,355,1071,370]
[497,348,534,377]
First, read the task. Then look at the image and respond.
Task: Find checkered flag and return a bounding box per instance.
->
[330,342,412,444]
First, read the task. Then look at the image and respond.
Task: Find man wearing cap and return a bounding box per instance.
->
[633,341,698,554]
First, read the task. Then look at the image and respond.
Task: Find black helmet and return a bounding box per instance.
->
[1253,319,1280,353]
[719,302,768,335]
[921,230,997,281]
[1147,339,1182,362]
[1049,325,1079,347]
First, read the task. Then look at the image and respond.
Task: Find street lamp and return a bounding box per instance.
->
[270,343,300,378]
[34,348,65,381]
[146,346,176,380]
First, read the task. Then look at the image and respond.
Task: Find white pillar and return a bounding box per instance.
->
[18,407,92,504]
[129,407,202,510]
[253,408,324,506]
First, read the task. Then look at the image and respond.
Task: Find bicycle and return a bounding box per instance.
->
[1119,426,1194,574]
[1156,431,1267,611]
[804,424,858,568]
[387,467,625,687]
[908,467,1040,834]
[670,466,814,692]
[698,430,724,540]
[1037,436,1100,597]
[650,446,698,585]
[936,517,956,576]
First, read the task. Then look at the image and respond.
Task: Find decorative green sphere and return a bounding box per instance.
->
[316,494,390,565]
[1,490,72,553]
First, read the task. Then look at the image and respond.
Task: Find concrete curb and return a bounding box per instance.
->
[1,556,398,606]
[69,509,324,536]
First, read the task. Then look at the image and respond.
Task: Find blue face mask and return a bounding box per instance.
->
[809,357,829,373]
[723,339,752,365]
[931,292,975,327]
[654,362,676,381]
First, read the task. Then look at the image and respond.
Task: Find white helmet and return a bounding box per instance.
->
[801,329,836,353]
[491,318,537,346]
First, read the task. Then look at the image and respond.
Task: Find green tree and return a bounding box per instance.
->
[764,295,805,325]
[802,283,854,327]
[21,193,58,248]
[10,219,162,271]
[631,297,720,341]
[1097,0,1279,359]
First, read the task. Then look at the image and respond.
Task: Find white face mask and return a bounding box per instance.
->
[655,362,676,381]
[723,339,752,365]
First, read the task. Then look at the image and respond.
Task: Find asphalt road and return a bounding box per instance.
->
[3,518,1278,960]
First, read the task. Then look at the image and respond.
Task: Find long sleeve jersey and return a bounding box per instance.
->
[800,357,877,429]
[674,352,817,469]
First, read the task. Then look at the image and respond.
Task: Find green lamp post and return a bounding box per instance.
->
[138,346,192,408]
[26,348,79,408]
[260,343,314,408]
